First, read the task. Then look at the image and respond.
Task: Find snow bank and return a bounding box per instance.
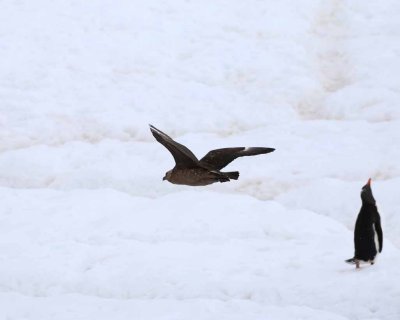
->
[0,189,399,319]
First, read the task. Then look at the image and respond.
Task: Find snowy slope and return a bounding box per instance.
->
[0,0,400,319]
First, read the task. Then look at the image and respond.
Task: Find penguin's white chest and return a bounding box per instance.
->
[373,224,380,254]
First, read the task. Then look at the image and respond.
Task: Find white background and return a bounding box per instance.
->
[0,1,399,319]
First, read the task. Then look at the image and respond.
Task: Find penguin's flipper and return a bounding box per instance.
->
[375,216,383,253]
[345,258,357,264]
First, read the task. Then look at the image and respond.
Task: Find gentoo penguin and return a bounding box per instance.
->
[346,178,383,268]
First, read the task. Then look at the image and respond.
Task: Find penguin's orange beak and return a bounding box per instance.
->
[367,178,372,186]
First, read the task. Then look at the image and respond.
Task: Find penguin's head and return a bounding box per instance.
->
[361,178,376,204]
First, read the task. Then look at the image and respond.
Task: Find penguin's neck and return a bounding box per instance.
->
[361,201,376,212]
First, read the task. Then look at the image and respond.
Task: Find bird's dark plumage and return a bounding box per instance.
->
[150,125,198,168]
[200,147,275,170]
[150,125,275,186]
[346,178,383,268]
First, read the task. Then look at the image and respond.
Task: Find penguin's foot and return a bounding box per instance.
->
[346,258,361,268]
[346,257,375,268]
[345,258,357,265]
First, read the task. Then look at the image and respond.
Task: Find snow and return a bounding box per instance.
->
[0,0,400,319]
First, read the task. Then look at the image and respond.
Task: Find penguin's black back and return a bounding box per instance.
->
[354,202,382,261]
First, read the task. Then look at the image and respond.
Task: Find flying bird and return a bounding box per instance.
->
[149,125,275,186]
[345,178,383,269]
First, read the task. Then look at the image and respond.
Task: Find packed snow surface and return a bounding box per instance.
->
[1,0,400,319]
